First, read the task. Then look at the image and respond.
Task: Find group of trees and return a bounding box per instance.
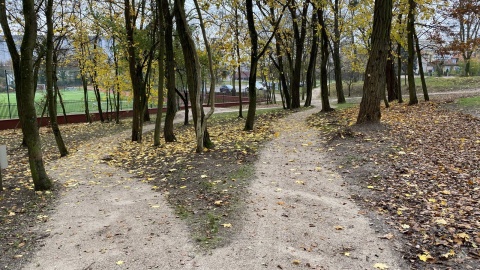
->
[0,0,478,190]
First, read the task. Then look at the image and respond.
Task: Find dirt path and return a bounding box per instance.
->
[24,93,406,269]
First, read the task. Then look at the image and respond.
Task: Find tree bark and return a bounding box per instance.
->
[318,8,333,112]
[235,7,244,118]
[304,11,318,107]
[356,0,392,124]
[244,0,259,130]
[163,1,177,142]
[414,29,429,101]
[154,0,166,146]
[333,0,346,104]
[46,0,68,157]
[407,0,418,105]
[273,37,291,109]
[175,0,212,151]
[289,0,309,109]
[386,44,398,101]
[0,0,52,190]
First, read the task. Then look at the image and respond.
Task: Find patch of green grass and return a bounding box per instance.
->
[333,76,480,98]
[175,205,191,220]
[334,102,357,110]
[229,164,254,180]
[210,107,284,122]
[457,96,480,107]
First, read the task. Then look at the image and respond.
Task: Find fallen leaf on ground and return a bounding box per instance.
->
[373,263,389,269]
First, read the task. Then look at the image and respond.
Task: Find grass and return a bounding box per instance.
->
[339,76,480,97]
[0,90,134,119]
[457,96,480,107]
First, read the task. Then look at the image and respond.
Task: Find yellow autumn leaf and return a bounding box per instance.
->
[179,186,187,189]
[334,225,344,230]
[428,198,436,203]
[373,263,389,269]
[222,223,232,228]
[201,175,208,178]
[456,232,470,239]
[151,205,160,208]
[214,200,223,206]
[344,252,350,257]
[116,260,124,265]
[435,218,447,225]
[418,251,433,262]
[367,186,374,189]
[295,180,305,185]
[441,249,455,258]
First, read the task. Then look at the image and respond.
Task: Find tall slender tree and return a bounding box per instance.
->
[46,0,68,157]
[0,0,52,190]
[406,0,418,105]
[332,0,346,104]
[154,0,166,146]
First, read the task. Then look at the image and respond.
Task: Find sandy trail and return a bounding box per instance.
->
[23,92,406,269]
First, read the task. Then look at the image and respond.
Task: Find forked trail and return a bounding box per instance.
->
[24,91,406,269]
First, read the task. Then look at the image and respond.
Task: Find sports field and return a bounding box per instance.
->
[0,88,133,119]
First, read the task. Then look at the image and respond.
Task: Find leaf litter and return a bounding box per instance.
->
[308,97,479,269]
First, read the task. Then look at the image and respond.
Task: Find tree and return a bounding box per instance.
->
[332,0,346,104]
[46,0,68,157]
[244,0,284,130]
[0,0,52,190]
[175,0,213,151]
[445,0,480,76]
[288,0,310,109]
[356,0,392,124]
[406,0,418,105]
[304,11,318,107]
[124,0,157,142]
[414,28,429,101]
[154,0,166,146]
[317,5,333,112]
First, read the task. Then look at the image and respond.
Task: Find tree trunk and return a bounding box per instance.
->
[0,0,52,190]
[319,8,333,112]
[245,0,259,130]
[81,75,92,123]
[163,1,177,142]
[397,42,403,103]
[125,0,147,142]
[407,0,418,105]
[333,0,346,104]
[386,44,398,101]
[193,0,216,149]
[92,38,105,122]
[154,0,166,146]
[304,11,318,107]
[46,0,68,157]
[235,7,244,118]
[356,0,392,124]
[175,0,212,151]
[274,38,291,109]
[414,29,429,101]
[289,0,309,109]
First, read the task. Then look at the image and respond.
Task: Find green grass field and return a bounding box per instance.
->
[0,89,133,119]
[342,76,480,97]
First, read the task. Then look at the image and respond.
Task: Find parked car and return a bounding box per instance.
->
[244,81,266,91]
[219,84,233,93]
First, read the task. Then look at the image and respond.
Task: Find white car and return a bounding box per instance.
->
[244,81,266,91]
